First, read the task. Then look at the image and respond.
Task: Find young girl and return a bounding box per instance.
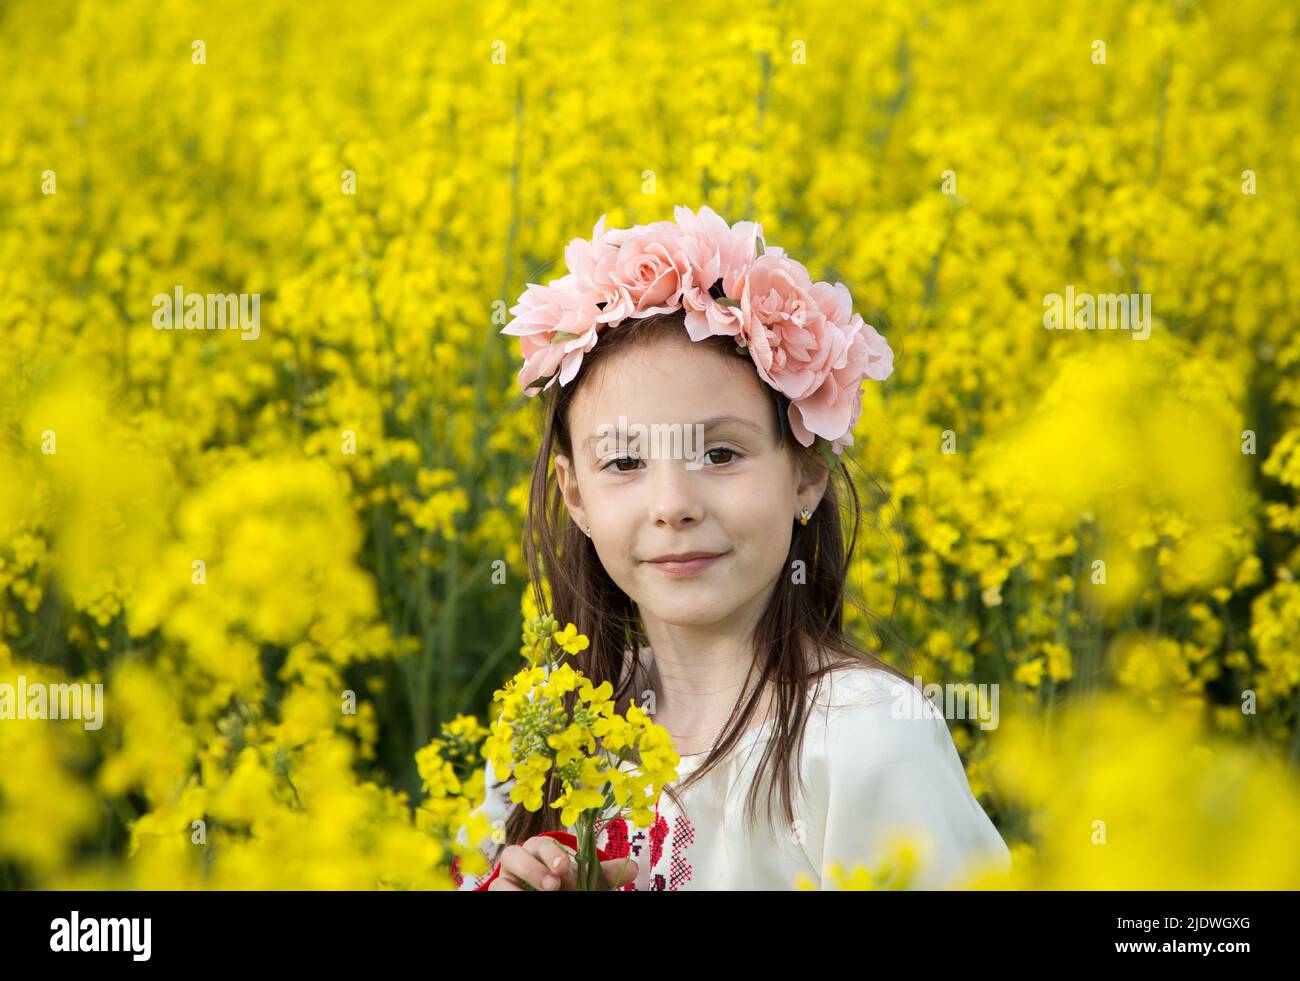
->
[456,206,1011,891]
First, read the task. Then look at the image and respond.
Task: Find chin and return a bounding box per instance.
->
[645,600,734,627]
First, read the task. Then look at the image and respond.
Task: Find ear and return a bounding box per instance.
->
[552,453,589,534]
[795,454,831,516]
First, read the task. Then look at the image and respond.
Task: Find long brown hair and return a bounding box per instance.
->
[505,309,915,847]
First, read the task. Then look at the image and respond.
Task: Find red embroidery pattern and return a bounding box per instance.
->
[598,816,643,891]
[668,814,695,890]
[595,809,688,891]
[649,814,669,868]
[602,816,631,858]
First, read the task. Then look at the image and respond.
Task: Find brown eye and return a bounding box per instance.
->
[705,447,738,465]
[605,455,642,473]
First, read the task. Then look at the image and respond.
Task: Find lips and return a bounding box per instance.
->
[646,551,724,563]
[644,551,727,577]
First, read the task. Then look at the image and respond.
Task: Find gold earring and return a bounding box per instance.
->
[799,507,812,526]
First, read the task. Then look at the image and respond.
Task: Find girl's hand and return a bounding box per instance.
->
[489,836,639,890]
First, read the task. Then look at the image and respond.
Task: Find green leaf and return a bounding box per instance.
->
[523,373,556,395]
[755,234,765,257]
[814,437,839,475]
[550,330,580,344]
[714,296,741,309]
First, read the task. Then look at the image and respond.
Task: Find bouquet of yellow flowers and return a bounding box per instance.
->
[481,615,680,890]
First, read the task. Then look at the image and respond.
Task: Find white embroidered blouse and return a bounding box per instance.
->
[456,663,1011,890]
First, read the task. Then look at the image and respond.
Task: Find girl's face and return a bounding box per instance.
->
[553,332,829,634]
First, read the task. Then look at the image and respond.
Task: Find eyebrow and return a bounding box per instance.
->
[583,415,766,450]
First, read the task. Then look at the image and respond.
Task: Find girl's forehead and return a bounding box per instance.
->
[572,398,775,443]
[575,348,771,422]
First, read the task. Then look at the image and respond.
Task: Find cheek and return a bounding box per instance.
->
[589,490,636,549]
[729,473,793,528]
[727,490,793,565]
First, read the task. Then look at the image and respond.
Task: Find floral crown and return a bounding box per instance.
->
[500,205,894,466]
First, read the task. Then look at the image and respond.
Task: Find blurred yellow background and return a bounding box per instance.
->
[1,0,1297,888]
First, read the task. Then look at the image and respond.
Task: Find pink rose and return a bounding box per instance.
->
[737,252,894,449]
[673,205,762,341]
[502,274,604,394]
[561,214,630,325]
[738,251,842,400]
[786,313,894,452]
[605,220,691,320]
[564,214,688,325]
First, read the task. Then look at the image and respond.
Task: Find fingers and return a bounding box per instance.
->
[525,836,578,890]
[494,844,548,891]
[600,856,639,888]
[491,839,636,890]
[487,871,522,891]
[494,839,576,891]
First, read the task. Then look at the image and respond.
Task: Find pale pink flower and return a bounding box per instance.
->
[786,313,894,452]
[737,250,840,400]
[737,252,894,449]
[501,274,604,394]
[603,219,691,320]
[673,204,762,341]
[560,215,689,325]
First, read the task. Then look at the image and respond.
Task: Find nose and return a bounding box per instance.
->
[647,458,705,529]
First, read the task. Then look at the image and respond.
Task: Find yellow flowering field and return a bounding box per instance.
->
[1,0,1298,890]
